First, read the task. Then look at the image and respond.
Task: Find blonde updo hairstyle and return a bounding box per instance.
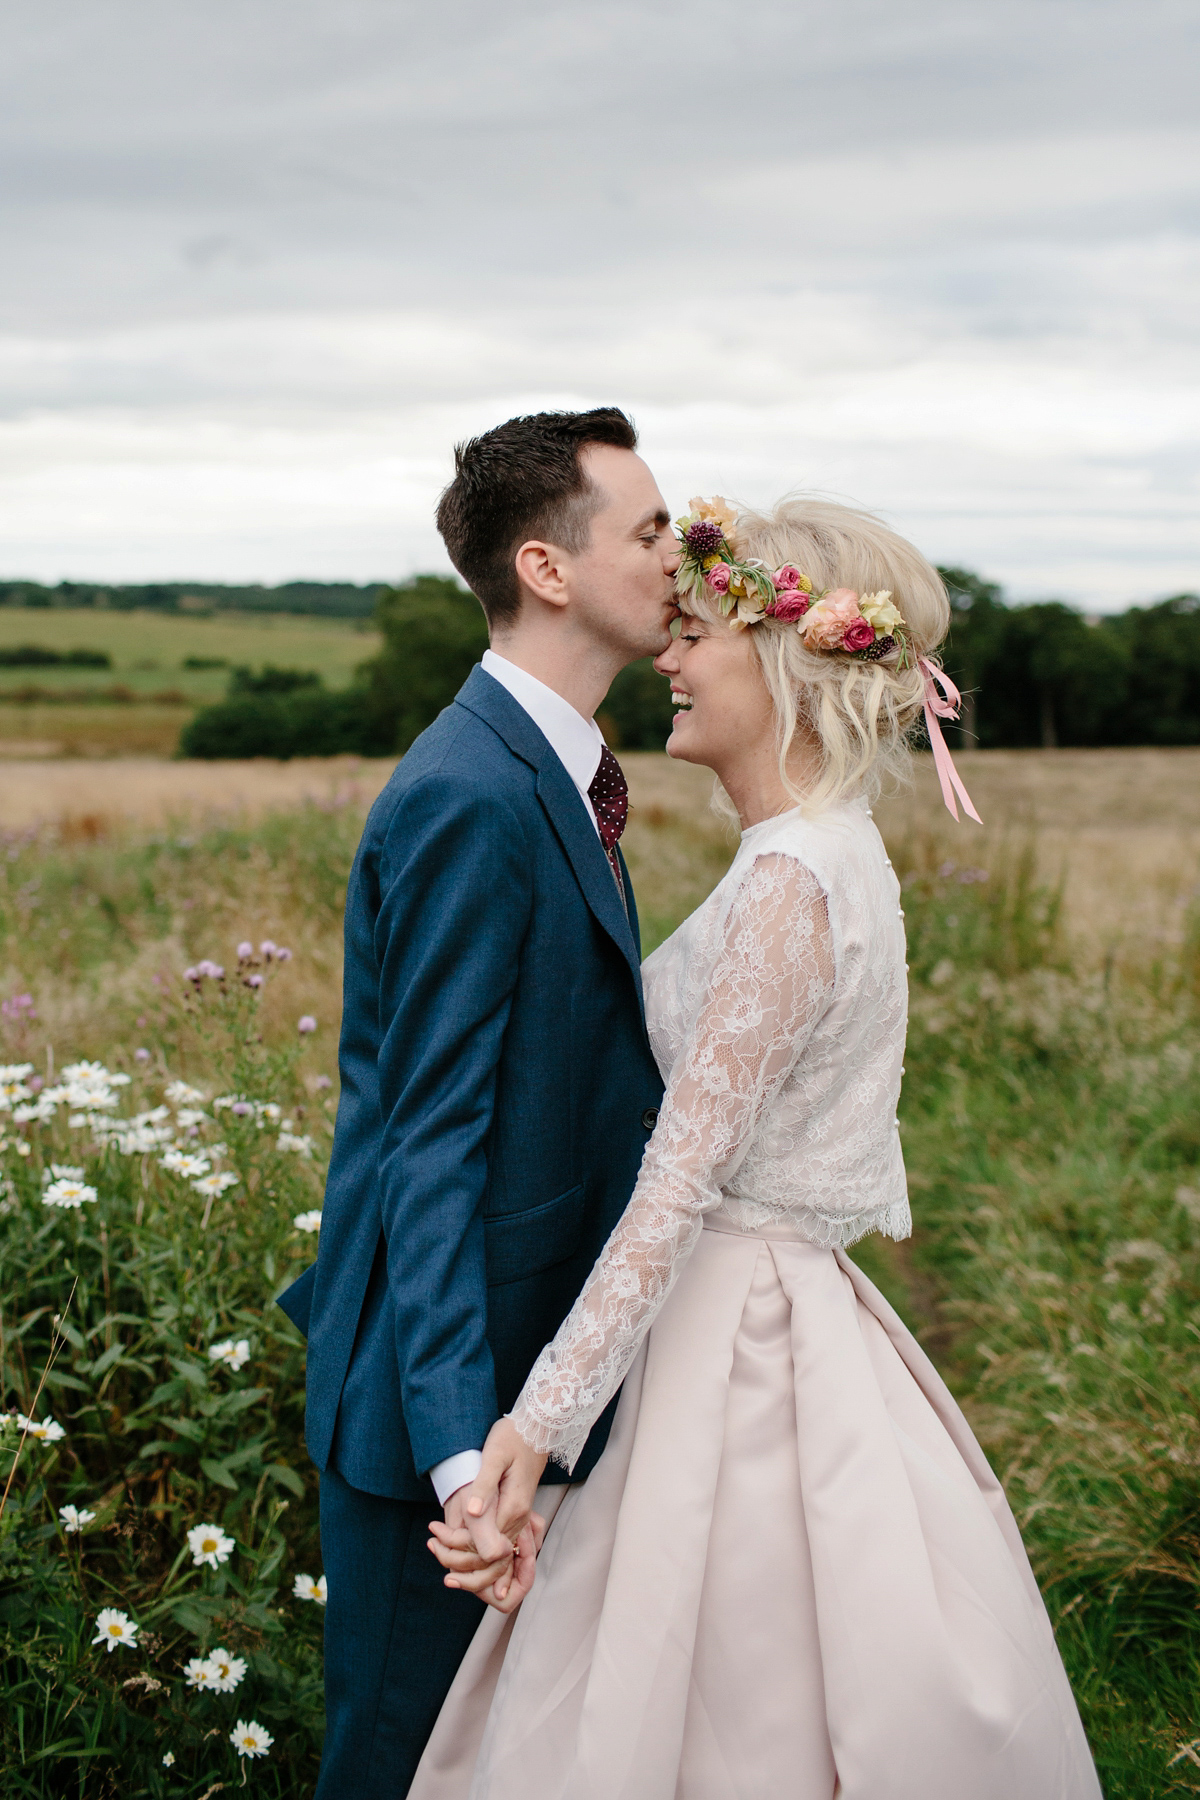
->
[682,496,951,814]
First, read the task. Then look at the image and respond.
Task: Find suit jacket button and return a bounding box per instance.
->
[641,1108,659,1130]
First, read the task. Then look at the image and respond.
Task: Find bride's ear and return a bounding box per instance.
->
[514,539,571,613]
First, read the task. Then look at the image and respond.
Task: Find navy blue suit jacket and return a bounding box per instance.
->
[278,666,665,1503]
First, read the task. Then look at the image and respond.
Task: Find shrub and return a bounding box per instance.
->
[1,953,328,1794]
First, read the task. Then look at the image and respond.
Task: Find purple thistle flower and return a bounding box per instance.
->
[684,519,725,557]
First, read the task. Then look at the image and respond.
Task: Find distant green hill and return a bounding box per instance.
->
[0,579,385,618]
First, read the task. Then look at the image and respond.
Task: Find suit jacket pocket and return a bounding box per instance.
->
[484,1185,585,1287]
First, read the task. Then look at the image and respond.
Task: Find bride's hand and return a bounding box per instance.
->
[467,1415,549,1548]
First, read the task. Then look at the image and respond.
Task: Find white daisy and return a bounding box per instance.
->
[175,1107,209,1129]
[162,1752,176,1767]
[59,1503,96,1533]
[206,1646,247,1692]
[292,1572,328,1605]
[92,1607,139,1652]
[187,1522,235,1569]
[207,1338,251,1372]
[18,1413,66,1442]
[293,1210,323,1233]
[160,1150,211,1178]
[230,1720,273,1759]
[183,1654,221,1690]
[192,1171,239,1199]
[42,1177,98,1209]
[50,1162,85,1180]
[277,1130,314,1158]
[165,1080,206,1105]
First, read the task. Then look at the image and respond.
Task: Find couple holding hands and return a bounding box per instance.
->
[281,408,1100,1799]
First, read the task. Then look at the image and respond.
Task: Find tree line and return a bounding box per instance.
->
[177,571,1200,759]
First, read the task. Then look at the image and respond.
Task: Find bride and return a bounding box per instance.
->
[415,497,1101,1799]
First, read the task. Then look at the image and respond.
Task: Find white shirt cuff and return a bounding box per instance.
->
[430,1448,484,1506]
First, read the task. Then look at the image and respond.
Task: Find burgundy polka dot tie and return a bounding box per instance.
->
[588,744,629,902]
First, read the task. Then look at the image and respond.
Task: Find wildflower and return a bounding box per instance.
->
[197,959,225,980]
[236,940,254,960]
[313,1074,332,1090]
[175,1107,208,1129]
[293,1572,328,1605]
[192,1171,239,1199]
[18,1413,66,1442]
[50,1162,85,1180]
[298,1016,317,1035]
[0,1063,34,1109]
[260,939,277,958]
[208,1338,251,1371]
[184,1653,221,1689]
[294,1210,323,1233]
[275,946,293,962]
[244,973,264,989]
[59,1503,96,1533]
[230,1720,274,1759]
[43,1176,98,1209]
[165,1081,206,1105]
[278,1130,314,1158]
[92,1608,139,1652]
[135,1047,151,1062]
[162,1751,176,1767]
[187,1522,235,1569]
[161,1150,211,1178]
[206,1646,247,1692]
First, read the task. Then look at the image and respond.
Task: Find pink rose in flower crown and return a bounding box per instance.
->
[843,617,876,652]
[773,564,805,591]
[704,562,732,595]
[769,590,811,622]
[799,588,866,652]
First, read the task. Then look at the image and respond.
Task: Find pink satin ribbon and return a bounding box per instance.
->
[918,658,982,824]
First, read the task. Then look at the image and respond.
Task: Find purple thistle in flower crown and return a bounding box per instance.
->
[857,635,897,662]
[684,519,726,557]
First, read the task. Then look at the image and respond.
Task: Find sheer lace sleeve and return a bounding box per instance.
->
[509,852,836,1471]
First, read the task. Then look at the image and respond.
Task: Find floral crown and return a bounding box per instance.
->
[674,497,910,665]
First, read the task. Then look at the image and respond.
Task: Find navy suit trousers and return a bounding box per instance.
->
[316,1467,484,1799]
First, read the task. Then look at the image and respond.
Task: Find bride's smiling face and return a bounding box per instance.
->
[652,611,776,771]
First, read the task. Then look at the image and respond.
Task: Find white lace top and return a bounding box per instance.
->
[510,797,912,1472]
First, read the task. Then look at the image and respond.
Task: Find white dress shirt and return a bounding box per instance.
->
[429,651,607,1505]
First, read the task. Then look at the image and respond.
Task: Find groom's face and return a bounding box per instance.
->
[565,445,680,659]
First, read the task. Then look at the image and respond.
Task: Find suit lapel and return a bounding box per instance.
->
[455,668,644,1000]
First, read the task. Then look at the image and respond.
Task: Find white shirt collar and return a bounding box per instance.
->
[481,650,605,828]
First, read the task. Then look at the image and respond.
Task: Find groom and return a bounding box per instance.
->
[278,407,678,1796]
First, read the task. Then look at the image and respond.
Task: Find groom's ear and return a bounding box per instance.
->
[513,539,572,614]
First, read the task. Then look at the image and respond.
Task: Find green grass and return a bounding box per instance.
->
[0,611,381,706]
[2,796,1198,1795]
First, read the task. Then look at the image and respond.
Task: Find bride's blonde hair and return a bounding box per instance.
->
[682,496,950,814]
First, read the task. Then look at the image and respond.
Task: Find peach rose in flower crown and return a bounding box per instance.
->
[798,588,866,651]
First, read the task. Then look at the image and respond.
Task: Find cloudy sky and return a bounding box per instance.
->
[2,0,1198,606]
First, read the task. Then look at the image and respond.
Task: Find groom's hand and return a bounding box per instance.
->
[427,1510,546,1611]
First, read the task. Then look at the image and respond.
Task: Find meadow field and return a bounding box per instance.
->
[0,611,379,758]
[2,746,1199,1797]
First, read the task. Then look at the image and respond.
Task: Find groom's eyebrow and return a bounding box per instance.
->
[633,506,671,534]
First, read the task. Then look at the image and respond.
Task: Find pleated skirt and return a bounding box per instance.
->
[410,1212,1101,1800]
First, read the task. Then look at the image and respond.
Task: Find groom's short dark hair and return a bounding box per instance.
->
[436,407,639,627]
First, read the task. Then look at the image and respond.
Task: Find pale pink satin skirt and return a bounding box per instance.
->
[411,1214,1101,1800]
